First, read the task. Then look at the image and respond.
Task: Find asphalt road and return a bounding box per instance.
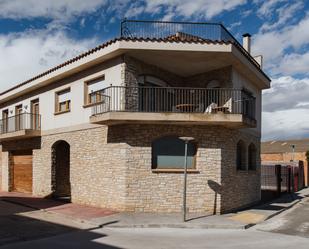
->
[1,227,309,249]
[0,200,88,246]
[0,198,309,248]
[254,197,309,238]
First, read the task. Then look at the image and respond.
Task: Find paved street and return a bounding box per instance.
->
[1,227,309,249]
[0,200,93,246]
[0,195,309,248]
[254,196,309,238]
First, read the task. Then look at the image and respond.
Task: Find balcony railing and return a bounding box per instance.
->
[0,113,41,134]
[120,20,260,69]
[91,86,256,121]
[121,20,238,43]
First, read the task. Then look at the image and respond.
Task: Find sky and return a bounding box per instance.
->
[0,0,309,141]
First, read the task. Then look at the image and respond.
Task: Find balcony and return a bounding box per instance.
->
[0,113,41,141]
[121,20,237,43]
[120,20,261,70]
[90,86,256,128]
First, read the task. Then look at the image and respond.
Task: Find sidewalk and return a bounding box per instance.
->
[0,191,116,226]
[1,188,308,230]
[90,187,309,229]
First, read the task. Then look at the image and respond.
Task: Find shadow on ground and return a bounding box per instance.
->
[0,199,122,248]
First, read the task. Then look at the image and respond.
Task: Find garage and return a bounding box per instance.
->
[10,150,33,193]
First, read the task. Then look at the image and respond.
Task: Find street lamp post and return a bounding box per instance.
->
[291,144,295,162]
[179,136,194,222]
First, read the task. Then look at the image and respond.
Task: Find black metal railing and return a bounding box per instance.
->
[0,113,41,134]
[121,20,236,43]
[91,86,256,120]
[120,20,260,69]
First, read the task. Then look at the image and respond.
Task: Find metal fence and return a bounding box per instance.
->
[0,113,41,134]
[261,164,305,200]
[120,20,238,44]
[91,86,256,120]
[120,20,260,69]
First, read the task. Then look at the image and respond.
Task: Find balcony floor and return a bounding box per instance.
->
[90,112,256,128]
[0,129,41,141]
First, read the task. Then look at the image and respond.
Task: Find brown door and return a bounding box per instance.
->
[11,150,33,193]
[15,105,23,130]
[31,99,40,129]
[2,109,8,133]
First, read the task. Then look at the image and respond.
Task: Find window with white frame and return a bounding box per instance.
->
[55,88,71,113]
[85,75,106,105]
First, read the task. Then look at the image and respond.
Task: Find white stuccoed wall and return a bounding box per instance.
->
[0,57,123,131]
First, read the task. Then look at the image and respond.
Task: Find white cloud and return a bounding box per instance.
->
[262,109,309,140]
[252,13,309,75]
[0,29,98,92]
[0,0,247,22]
[144,0,247,19]
[260,1,304,32]
[262,76,309,140]
[0,0,107,21]
[275,52,309,75]
[255,0,287,18]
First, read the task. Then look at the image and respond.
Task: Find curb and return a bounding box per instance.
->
[101,223,252,230]
[1,193,306,231]
[263,199,302,222]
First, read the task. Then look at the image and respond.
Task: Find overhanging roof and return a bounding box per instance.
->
[0,37,271,104]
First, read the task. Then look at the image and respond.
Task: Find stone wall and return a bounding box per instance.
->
[123,55,232,88]
[0,127,129,210]
[184,66,233,88]
[221,131,261,212]
[108,124,260,213]
[33,126,129,210]
[0,123,261,214]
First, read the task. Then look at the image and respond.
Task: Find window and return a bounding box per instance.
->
[138,75,171,112]
[248,143,257,170]
[152,136,197,169]
[236,140,246,170]
[84,75,106,105]
[55,88,71,113]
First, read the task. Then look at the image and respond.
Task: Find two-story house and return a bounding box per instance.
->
[0,20,270,214]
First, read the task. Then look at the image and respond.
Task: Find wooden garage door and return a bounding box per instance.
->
[11,150,33,193]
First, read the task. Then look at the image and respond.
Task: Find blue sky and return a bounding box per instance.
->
[0,0,309,140]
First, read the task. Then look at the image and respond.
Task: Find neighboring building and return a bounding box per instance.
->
[0,20,270,214]
[261,139,309,186]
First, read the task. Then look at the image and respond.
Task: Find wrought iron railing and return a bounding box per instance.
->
[121,20,236,43]
[120,20,260,68]
[0,113,41,134]
[91,86,256,120]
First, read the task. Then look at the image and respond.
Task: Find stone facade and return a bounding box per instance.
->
[0,55,262,214]
[123,55,232,89]
[108,124,260,213]
[0,123,260,214]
